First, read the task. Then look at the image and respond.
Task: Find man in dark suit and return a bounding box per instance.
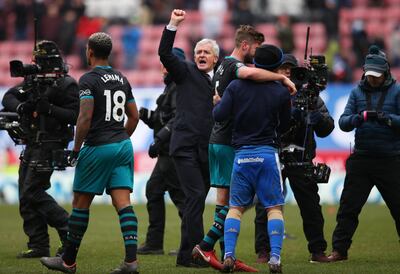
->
[158,9,218,267]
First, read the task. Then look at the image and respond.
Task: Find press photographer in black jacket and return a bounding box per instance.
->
[1,40,79,258]
[254,54,334,263]
[137,47,186,255]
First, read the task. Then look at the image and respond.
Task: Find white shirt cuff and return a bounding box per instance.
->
[166,24,177,31]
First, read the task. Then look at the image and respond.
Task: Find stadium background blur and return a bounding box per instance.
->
[1,0,400,205]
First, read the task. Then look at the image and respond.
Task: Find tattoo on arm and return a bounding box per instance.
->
[73,99,94,151]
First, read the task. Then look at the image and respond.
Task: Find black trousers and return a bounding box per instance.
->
[332,154,400,256]
[18,143,69,250]
[144,155,185,249]
[173,147,210,265]
[255,167,327,254]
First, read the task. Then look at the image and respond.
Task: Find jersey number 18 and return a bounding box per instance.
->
[104,90,126,122]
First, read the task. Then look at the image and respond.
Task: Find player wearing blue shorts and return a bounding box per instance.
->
[40,32,139,274]
[193,25,296,271]
[213,44,291,273]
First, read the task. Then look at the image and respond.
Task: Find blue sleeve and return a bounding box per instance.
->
[213,83,234,122]
[339,88,358,132]
[389,86,400,128]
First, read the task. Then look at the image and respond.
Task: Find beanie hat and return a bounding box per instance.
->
[253,44,283,70]
[172,47,186,61]
[280,54,298,67]
[363,45,389,77]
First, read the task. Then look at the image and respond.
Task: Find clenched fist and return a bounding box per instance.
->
[169,9,186,27]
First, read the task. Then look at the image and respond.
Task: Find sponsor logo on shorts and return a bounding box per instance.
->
[237,157,264,164]
[270,230,280,235]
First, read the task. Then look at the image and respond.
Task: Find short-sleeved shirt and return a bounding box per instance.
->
[209,56,245,145]
[79,66,135,146]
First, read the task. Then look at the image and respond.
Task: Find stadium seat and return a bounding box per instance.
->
[349,7,370,20]
[138,38,158,55]
[351,0,370,7]
[339,20,352,36]
[384,0,400,6]
[0,41,18,56]
[136,53,161,70]
[340,36,352,51]
[107,25,124,40]
[184,10,202,24]
[141,69,163,87]
[220,24,235,40]
[14,41,34,56]
[125,70,145,87]
[365,20,384,37]
[293,23,326,39]
[385,7,400,18]
[390,68,400,80]
[256,23,277,38]
[220,37,234,53]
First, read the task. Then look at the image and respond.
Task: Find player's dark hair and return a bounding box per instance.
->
[88,32,112,59]
[234,25,265,48]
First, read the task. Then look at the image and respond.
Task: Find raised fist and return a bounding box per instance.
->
[169,9,186,26]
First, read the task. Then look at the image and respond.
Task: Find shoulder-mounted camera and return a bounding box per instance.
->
[10,37,68,83]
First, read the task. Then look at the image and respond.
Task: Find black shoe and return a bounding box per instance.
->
[137,244,164,255]
[40,256,76,273]
[176,258,209,268]
[256,250,270,263]
[17,248,49,259]
[110,261,139,274]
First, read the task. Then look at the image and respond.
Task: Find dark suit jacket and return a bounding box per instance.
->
[158,27,214,156]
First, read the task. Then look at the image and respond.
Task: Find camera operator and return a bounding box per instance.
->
[137,48,186,255]
[328,45,400,262]
[254,54,334,263]
[1,40,79,258]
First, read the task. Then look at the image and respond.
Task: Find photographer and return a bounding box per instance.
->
[254,54,334,263]
[1,40,79,258]
[137,48,186,255]
[328,46,400,262]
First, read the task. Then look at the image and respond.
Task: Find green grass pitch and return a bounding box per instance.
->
[0,204,399,273]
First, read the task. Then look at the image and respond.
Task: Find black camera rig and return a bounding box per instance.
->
[0,18,72,171]
[279,26,331,184]
[26,149,72,172]
[280,145,331,184]
[290,27,328,111]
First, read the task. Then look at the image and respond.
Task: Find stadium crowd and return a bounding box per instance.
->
[0,0,400,87]
[1,1,400,274]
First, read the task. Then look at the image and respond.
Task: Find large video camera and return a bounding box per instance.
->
[279,27,331,184]
[291,55,328,111]
[10,53,67,79]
